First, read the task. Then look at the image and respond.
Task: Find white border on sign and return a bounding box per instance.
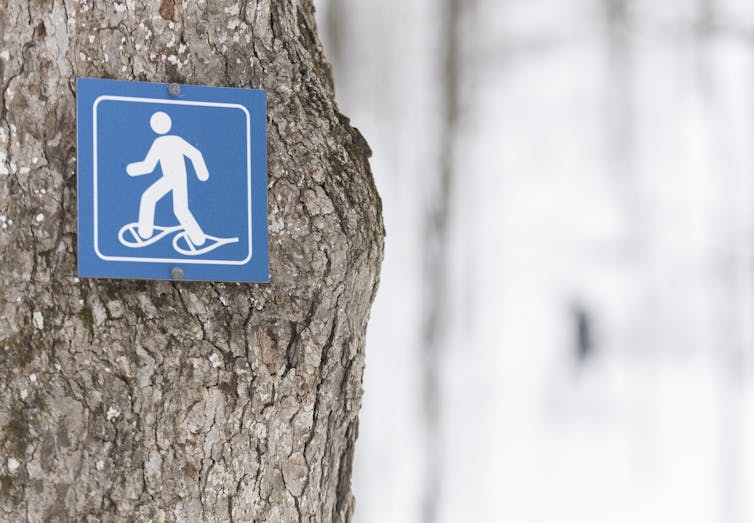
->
[92,95,253,265]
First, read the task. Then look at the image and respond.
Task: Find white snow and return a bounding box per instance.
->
[316,0,754,522]
[106,407,120,421]
[32,311,44,330]
[7,458,19,473]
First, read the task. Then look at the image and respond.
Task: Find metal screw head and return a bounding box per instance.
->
[170,267,184,280]
[168,83,181,96]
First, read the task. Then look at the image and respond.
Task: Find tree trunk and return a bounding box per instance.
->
[0,1,383,522]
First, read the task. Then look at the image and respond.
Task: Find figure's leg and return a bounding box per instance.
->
[138,178,172,239]
[171,182,206,246]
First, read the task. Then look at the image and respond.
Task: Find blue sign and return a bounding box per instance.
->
[77,78,268,282]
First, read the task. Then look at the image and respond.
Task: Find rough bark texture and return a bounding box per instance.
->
[0,1,383,522]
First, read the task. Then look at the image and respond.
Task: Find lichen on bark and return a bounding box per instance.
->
[0,1,383,521]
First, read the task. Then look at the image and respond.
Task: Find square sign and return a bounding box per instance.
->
[77,78,268,282]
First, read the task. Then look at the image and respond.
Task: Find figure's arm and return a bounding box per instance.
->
[126,141,161,176]
[182,141,210,181]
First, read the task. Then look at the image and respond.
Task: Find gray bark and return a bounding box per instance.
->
[0,1,383,522]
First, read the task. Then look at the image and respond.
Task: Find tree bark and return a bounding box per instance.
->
[0,1,383,522]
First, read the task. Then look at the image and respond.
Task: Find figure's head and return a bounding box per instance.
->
[150,111,172,134]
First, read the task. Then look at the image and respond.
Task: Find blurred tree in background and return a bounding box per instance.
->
[318,0,754,522]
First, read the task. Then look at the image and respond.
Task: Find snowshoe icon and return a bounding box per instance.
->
[172,231,239,256]
[118,222,239,256]
[118,223,183,248]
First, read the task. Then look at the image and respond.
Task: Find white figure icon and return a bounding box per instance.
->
[126,111,208,245]
[118,111,238,256]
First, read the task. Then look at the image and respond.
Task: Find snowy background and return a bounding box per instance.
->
[315,1,754,522]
